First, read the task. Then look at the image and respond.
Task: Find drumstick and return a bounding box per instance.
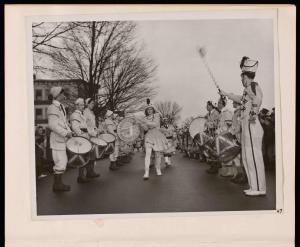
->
[198,47,221,94]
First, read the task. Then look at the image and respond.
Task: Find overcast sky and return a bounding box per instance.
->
[135,19,275,123]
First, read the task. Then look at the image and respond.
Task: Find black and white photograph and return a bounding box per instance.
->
[31,15,278,216]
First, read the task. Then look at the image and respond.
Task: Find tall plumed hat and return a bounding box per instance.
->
[219,95,227,106]
[144,98,156,115]
[240,56,259,73]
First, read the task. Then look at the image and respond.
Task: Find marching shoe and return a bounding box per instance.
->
[206,165,218,174]
[86,162,100,178]
[109,161,119,171]
[143,170,149,180]
[230,173,241,183]
[52,174,71,192]
[77,176,90,183]
[243,189,252,194]
[219,167,230,177]
[245,190,266,196]
[235,174,248,184]
[258,190,267,196]
[156,169,162,176]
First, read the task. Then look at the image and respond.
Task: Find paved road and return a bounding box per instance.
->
[36,152,276,215]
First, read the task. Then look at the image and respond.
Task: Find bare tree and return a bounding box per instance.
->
[47,21,138,98]
[34,21,158,115]
[32,22,78,54]
[154,101,182,124]
[97,45,157,112]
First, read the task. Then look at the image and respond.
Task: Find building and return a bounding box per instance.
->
[34,79,86,127]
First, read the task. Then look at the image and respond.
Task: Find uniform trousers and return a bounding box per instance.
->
[109,141,119,162]
[241,120,266,192]
[52,149,68,174]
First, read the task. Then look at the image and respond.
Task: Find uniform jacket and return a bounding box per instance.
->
[227,82,263,123]
[83,108,97,137]
[229,108,242,139]
[47,100,72,150]
[70,110,94,138]
[205,109,220,130]
[217,107,233,134]
[104,118,117,135]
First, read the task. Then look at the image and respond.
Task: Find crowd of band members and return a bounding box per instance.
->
[35,56,275,196]
[34,88,178,190]
[176,107,275,173]
[176,56,276,196]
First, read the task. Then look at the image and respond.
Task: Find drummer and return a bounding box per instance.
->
[215,96,234,177]
[160,117,176,167]
[205,101,221,174]
[104,110,120,171]
[47,86,73,192]
[70,98,98,183]
[204,101,220,136]
[229,101,247,184]
[83,98,101,178]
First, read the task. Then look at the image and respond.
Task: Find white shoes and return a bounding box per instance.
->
[156,169,162,176]
[143,170,149,180]
[244,190,266,196]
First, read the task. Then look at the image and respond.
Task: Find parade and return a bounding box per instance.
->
[34,55,275,200]
[31,20,276,215]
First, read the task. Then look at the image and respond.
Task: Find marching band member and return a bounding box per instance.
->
[205,101,221,174]
[83,98,101,178]
[47,86,73,192]
[136,99,168,180]
[104,110,120,171]
[229,101,247,184]
[160,117,176,167]
[204,101,220,136]
[70,98,98,183]
[220,56,266,196]
[215,96,234,177]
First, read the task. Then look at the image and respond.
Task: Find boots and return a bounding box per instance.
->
[206,164,219,174]
[234,173,248,184]
[77,167,90,183]
[52,174,71,192]
[86,161,100,178]
[220,166,234,177]
[165,156,171,167]
[231,173,242,183]
[109,161,119,171]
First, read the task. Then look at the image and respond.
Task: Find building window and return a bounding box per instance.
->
[35,89,43,100]
[64,87,70,98]
[45,88,50,100]
[35,108,43,120]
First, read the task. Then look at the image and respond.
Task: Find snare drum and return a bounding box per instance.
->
[215,132,240,163]
[90,137,107,159]
[66,136,92,168]
[99,133,116,155]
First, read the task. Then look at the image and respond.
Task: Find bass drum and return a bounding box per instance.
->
[189,117,207,139]
[117,117,140,143]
